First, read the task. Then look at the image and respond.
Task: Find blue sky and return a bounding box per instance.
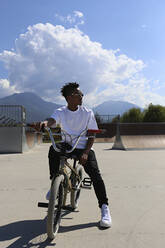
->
[0,0,165,107]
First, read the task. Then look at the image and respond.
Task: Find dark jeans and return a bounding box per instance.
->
[48,145,109,208]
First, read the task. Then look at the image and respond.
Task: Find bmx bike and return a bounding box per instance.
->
[37,127,100,240]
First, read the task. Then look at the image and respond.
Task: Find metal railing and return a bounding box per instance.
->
[0,105,26,126]
[95,114,118,124]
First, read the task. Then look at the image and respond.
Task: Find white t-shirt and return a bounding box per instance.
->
[51,105,98,149]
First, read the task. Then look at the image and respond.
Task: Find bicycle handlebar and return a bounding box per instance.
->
[27,122,104,153]
[46,127,88,153]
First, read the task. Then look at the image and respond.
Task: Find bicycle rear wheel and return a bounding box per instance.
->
[47,174,64,239]
[70,165,83,209]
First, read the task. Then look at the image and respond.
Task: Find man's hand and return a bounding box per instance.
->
[28,122,46,132]
[79,152,89,165]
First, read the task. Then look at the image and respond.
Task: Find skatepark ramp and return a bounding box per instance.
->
[112,134,165,150]
[0,105,42,153]
[112,122,165,150]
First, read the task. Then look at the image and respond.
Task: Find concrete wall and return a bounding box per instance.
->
[0,127,43,153]
[0,127,23,153]
[119,123,165,135]
[97,123,116,138]
[97,122,165,137]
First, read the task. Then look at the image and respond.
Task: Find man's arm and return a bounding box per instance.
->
[84,137,95,154]
[33,118,56,131]
[79,137,95,165]
[41,118,56,128]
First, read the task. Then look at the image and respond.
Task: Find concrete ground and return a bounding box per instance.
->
[0,143,165,248]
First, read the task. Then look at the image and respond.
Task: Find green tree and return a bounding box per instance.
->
[143,104,165,122]
[120,108,143,123]
[111,115,120,123]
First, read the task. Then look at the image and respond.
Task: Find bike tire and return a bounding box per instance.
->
[70,165,83,209]
[47,174,64,239]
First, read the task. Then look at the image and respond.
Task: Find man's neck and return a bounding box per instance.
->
[67,104,79,111]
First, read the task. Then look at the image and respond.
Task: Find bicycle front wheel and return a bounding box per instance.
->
[70,165,83,209]
[47,174,64,240]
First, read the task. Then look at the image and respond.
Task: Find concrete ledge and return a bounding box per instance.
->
[112,134,165,150]
[0,127,22,153]
[0,127,43,153]
[95,137,115,143]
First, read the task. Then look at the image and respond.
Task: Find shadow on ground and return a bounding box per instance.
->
[59,221,99,233]
[0,211,101,248]
[0,218,54,248]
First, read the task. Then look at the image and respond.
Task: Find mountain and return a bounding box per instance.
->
[0,92,62,122]
[93,100,141,116]
[0,92,141,122]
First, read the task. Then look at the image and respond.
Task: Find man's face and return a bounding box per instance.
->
[69,88,84,106]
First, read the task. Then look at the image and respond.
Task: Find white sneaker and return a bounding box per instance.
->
[46,190,50,200]
[100,204,112,228]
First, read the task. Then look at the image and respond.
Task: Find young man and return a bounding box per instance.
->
[41,82,112,228]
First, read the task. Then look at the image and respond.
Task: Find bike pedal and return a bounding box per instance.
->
[81,177,92,189]
[38,202,48,208]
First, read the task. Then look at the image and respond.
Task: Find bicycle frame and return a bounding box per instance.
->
[38,127,100,209]
[38,127,102,239]
[45,127,88,207]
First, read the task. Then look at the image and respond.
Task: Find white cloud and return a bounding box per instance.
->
[55,10,84,27]
[0,79,18,98]
[74,11,84,18]
[0,22,164,107]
